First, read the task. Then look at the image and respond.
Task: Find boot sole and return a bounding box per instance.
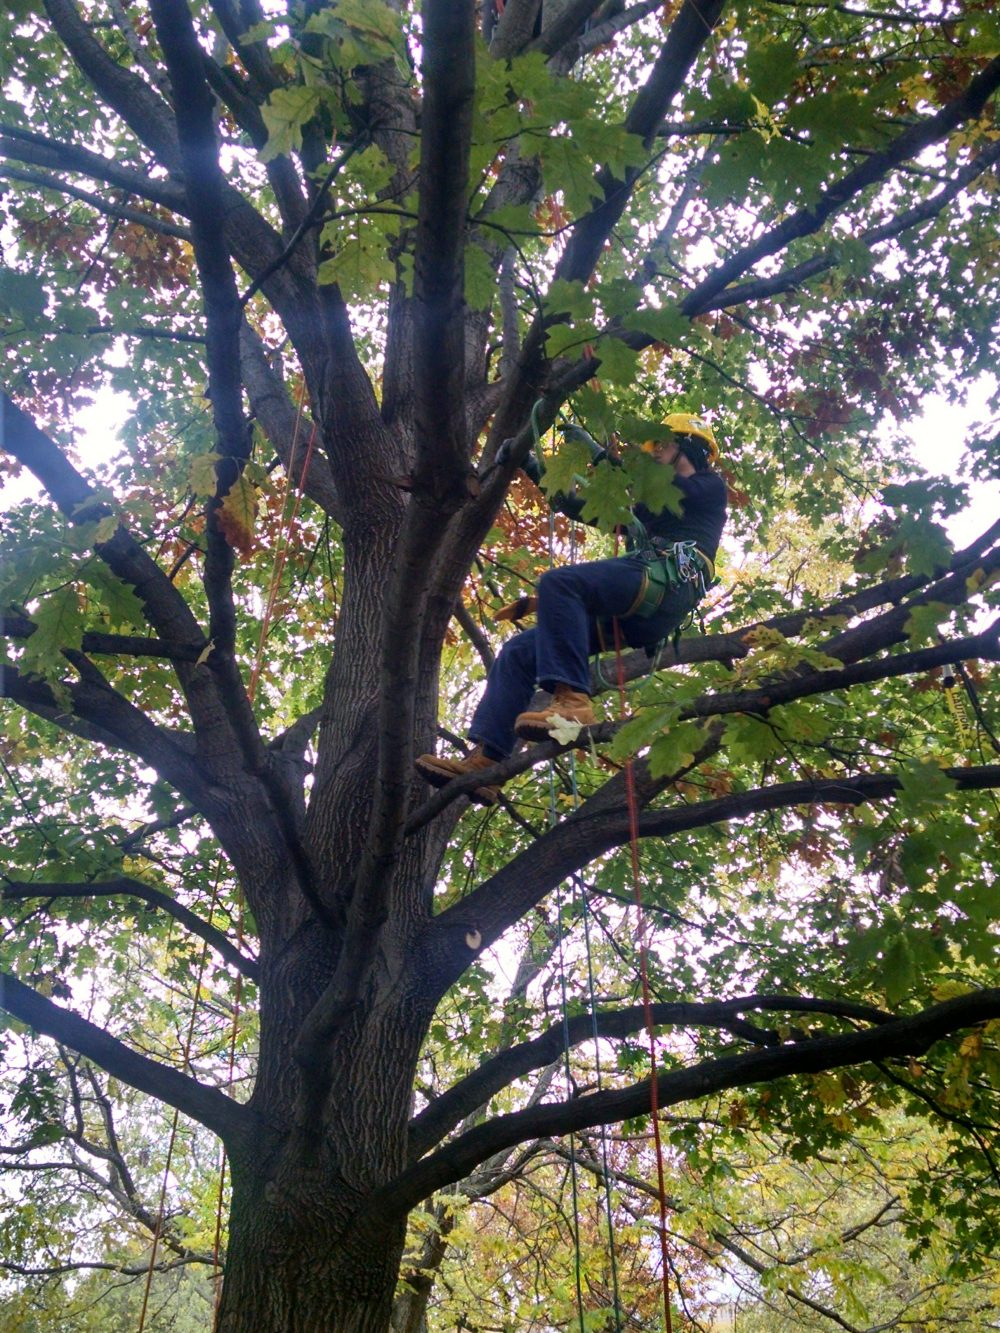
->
[414,758,501,806]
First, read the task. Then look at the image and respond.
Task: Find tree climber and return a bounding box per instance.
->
[415,413,729,805]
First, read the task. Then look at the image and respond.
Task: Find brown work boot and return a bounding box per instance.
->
[514,685,596,743]
[414,747,504,806]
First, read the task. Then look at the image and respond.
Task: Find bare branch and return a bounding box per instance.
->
[365,988,1000,1224]
[2,878,259,981]
[0,165,191,238]
[409,995,892,1158]
[0,972,249,1143]
[680,54,1000,316]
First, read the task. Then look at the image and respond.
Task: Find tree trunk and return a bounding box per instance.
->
[214,857,435,1333]
[216,1159,407,1333]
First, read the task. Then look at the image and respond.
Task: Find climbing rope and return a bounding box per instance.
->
[517,399,677,1323]
[611,614,676,1333]
[538,415,624,1331]
[138,867,224,1333]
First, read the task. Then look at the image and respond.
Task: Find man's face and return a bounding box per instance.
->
[645,435,682,466]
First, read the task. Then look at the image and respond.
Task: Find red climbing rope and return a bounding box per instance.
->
[612,614,676,1333]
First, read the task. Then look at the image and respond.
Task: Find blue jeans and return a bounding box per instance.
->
[469,557,698,757]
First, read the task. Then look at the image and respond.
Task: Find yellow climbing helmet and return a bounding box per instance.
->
[664,412,720,465]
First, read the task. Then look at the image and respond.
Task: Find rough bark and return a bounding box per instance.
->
[4,4,1000,1329]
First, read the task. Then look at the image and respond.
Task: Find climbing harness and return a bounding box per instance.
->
[619,535,715,622]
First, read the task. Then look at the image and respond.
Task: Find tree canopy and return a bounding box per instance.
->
[1,0,999,1328]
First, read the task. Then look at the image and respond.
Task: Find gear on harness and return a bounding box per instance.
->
[619,538,716,621]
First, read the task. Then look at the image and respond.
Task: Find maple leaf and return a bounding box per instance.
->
[217,475,258,556]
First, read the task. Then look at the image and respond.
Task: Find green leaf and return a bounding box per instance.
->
[579,462,634,531]
[0,267,46,324]
[259,86,324,162]
[622,305,689,348]
[325,0,402,45]
[895,759,958,817]
[609,704,682,762]
[881,931,916,1006]
[544,280,595,323]
[188,452,221,498]
[625,451,683,518]
[541,135,601,215]
[545,320,598,360]
[903,601,953,647]
[593,337,638,388]
[465,245,497,311]
[722,714,785,764]
[538,437,594,499]
[82,564,146,631]
[21,585,86,684]
[648,721,709,777]
[318,236,395,300]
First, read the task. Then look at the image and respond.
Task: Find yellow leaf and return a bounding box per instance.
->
[959,1032,983,1060]
[188,452,221,498]
[217,475,257,555]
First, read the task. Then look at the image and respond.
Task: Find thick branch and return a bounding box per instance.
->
[409,995,891,1159]
[237,324,342,522]
[365,988,1000,1224]
[681,54,1000,316]
[529,0,606,59]
[422,763,1000,999]
[208,0,281,97]
[611,513,1000,686]
[0,662,213,807]
[0,125,187,211]
[292,0,482,1092]
[406,547,1000,829]
[555,0,728,286]
[2,879,258,981]
[0,395,254,788]
[698,137,1000,311]
[1,612,203,661]
[0,972,249,1143]
[412,0,477,506]
[0,166,191,238]
[0,395,208,656]
[43,0,181,169]
[149,0,252,630]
